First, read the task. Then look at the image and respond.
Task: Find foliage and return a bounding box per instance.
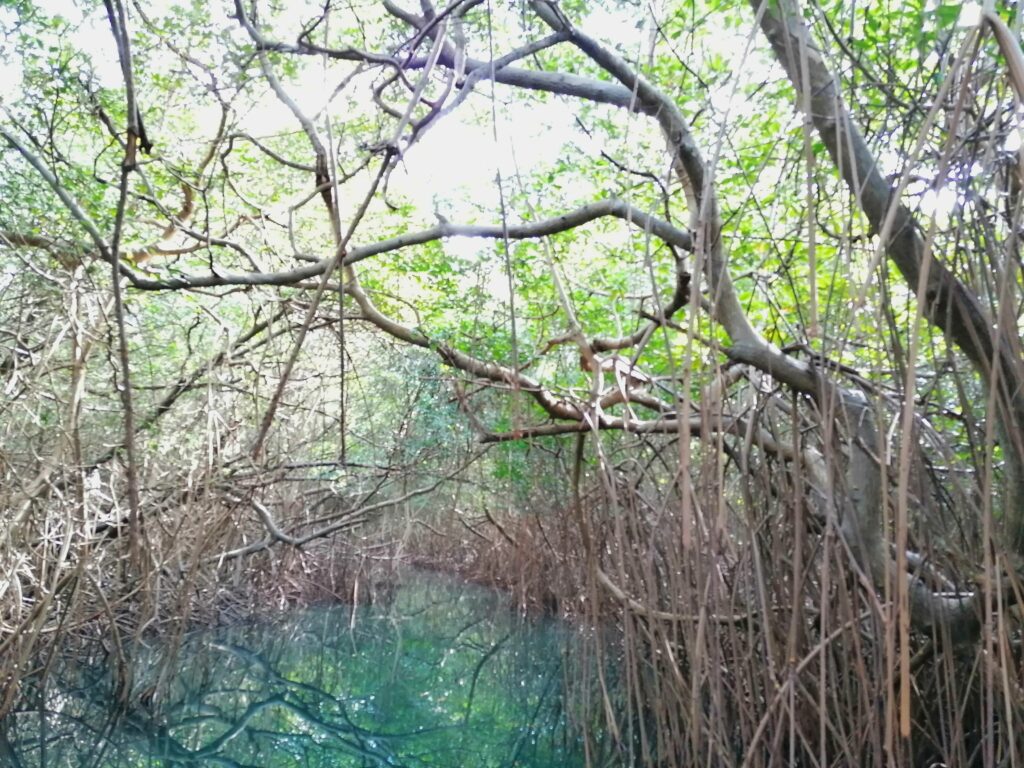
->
[2,0,1024,765]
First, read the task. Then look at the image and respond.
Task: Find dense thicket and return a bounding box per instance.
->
[3,1,1024,764]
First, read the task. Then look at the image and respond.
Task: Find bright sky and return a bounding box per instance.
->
[0,0,997,240]
[0,7,21,99]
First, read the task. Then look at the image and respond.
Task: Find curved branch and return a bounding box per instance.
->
[121,199,692,290]
[526,0,805,407]
[345,267,583,422]
[348,199,693,262]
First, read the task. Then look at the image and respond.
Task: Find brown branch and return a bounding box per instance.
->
[596,568,753,624]
[103,0,144,565]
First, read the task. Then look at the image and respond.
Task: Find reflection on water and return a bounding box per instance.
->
[3,572,609,766]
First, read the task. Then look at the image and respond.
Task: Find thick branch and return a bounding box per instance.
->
[752,0,1024,634]
[114,199,692,290]
[752,0,1003,383]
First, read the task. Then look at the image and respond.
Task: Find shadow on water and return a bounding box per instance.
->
[2,572,616,767]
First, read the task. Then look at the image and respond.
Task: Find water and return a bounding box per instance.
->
[2,572,610,766]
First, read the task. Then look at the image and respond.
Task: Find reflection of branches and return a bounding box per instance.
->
[462,633,509,726]
[207,642,383,746]
[0,724,21,768]
[211,642,345,703]
[506,661,561,768]
[143,694,398,764]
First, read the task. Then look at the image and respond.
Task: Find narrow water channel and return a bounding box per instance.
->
[3,572,613,766]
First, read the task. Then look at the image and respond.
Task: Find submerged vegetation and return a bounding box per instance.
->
[3,0,1024,764]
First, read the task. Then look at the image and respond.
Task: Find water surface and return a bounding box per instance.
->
[4,572,607,766]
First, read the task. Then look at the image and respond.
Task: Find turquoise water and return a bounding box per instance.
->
[2,573,607,766]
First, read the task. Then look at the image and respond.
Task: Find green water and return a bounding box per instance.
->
[3,573,613,767]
